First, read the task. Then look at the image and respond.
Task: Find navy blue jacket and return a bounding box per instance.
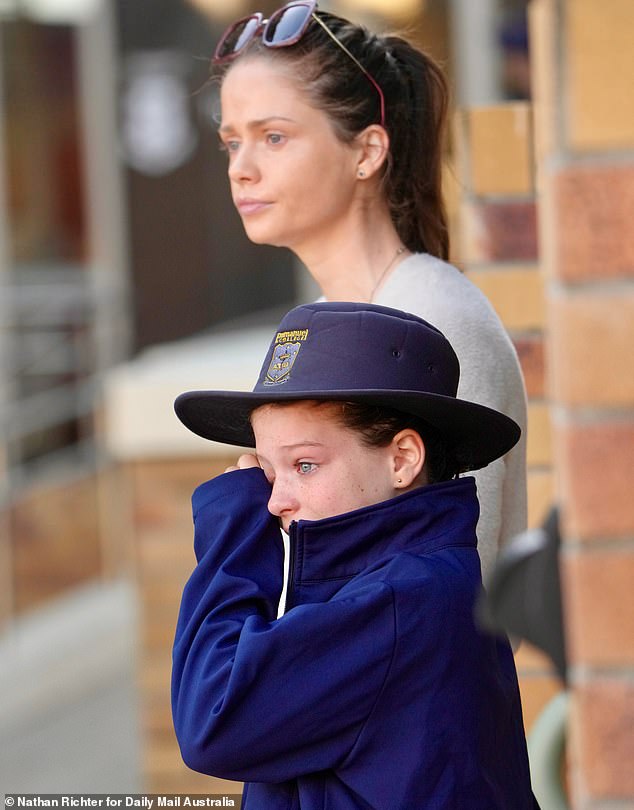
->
[172,469,536,809]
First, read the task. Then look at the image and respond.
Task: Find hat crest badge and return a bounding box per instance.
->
[263,328,308,386]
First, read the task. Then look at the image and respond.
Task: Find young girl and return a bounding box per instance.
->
[172,302,538,810]
[210,1,528,580]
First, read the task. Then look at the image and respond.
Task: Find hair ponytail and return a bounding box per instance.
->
[379,39,450,260]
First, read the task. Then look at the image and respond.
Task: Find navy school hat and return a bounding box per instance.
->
[174,302,520,471]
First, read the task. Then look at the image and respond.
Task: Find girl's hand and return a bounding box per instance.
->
[223,453,261,474]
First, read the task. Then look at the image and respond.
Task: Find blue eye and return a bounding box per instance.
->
[219,139,239,153]
[297,462,316,475]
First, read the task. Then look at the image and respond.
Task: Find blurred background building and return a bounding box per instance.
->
[1,0,632,807]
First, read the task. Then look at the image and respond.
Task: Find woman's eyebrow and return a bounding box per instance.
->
[218,116,297,134]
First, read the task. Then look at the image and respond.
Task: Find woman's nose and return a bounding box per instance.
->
[228,144,260,184]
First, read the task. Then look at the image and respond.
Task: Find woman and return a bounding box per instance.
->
[172,302,538,809]
[211,1,527,578]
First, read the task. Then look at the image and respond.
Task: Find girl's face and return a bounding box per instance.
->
[251,401,399,533]
[219,58,362,254]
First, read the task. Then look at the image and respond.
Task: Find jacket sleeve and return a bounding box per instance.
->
[171,468,397,783]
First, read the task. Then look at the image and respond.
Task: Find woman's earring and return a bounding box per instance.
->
[358,169,365,178]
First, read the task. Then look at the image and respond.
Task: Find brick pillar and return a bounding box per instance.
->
[529,0,634,806]
[129,455,242,795]
[454,101,561,732]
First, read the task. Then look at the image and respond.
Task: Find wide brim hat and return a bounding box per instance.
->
[174,302,521,471]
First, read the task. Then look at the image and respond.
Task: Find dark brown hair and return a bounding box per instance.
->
[252,400,463,483]
[333,401,462,484]
[215,10,450,260]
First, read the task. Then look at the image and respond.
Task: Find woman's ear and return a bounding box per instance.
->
[355,124,390,180]
[391,429,427,490]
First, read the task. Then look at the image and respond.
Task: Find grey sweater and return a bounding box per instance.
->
[374,253,528,582]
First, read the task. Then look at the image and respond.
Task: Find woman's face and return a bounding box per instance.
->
[251,401,399,533]
[219,58,362,254]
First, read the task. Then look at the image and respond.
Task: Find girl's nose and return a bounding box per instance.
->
[267,478,298,524]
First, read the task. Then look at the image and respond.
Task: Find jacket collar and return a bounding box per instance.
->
[286,476,479,604]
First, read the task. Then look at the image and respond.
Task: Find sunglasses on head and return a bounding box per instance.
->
[213,0,386,128]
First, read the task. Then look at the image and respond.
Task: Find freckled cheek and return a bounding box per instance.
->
[305,484,343,519]
[338,475,370,509]
[352,475,388,508]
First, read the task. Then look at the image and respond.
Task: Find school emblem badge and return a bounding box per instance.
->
[263,328,308,385]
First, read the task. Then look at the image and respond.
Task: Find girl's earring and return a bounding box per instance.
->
[358,169,365,178]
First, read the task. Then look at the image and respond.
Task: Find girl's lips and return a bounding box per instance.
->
[236,199,272,216]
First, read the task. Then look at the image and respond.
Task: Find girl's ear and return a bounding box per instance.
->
[391,429,426,489]
[355,124,390,180]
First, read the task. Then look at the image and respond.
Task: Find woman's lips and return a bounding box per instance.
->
[236,198,272,216]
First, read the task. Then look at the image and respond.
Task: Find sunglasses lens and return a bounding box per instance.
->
[263,3,314,47]
[215,15,262,60]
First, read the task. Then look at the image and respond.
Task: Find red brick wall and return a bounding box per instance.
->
[530,0,634,805]
[453,100,562,732]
